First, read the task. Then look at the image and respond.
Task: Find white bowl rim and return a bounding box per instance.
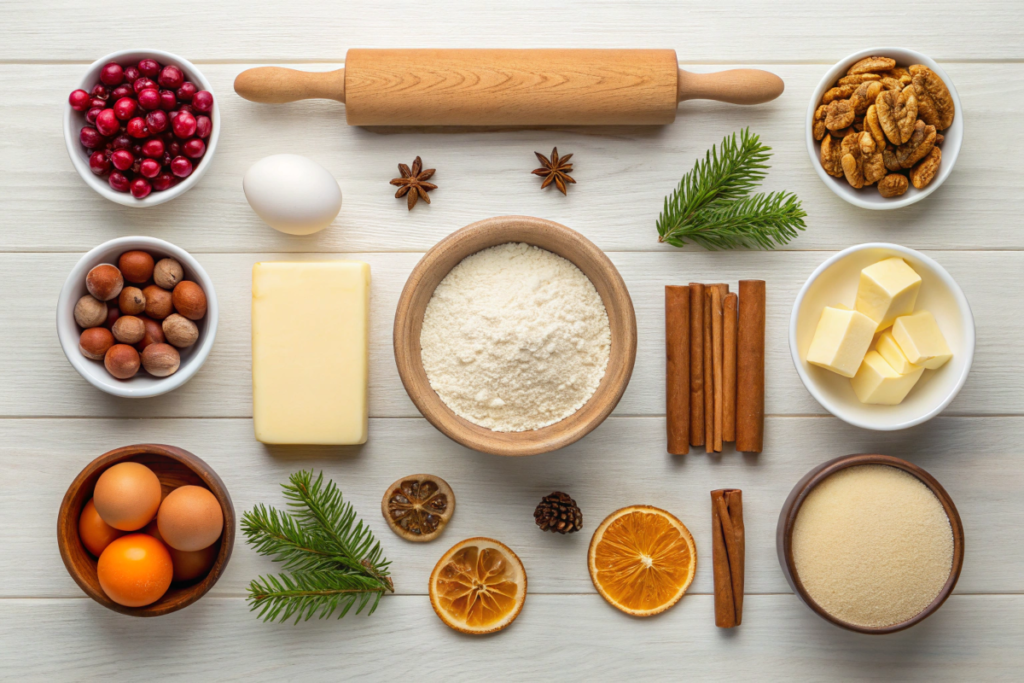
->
[63,48,220,208]
[805,47,963,210]
[788,242,975,430]
[56,236,219,398]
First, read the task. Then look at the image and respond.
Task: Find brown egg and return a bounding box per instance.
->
[172,281,207,320]
[80,327,115,360]
[143,285,174,320]
[118,286,146,315]
[111,315,145,344]
[135,316,165,351]
[79,498,125,556]
[141,343,180,377]
[157,485,224,551]
[86,264,124,301]
[104,344,140,379]
[118,251,155,284]
[93,462,163,531]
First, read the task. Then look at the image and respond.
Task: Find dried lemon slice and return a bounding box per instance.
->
[381,474,454,542]
[588,505,696,617]
[429,537,526,634]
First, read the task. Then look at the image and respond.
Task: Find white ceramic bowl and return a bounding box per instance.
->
[57,237,218,398]
[790,243,974,430]
[806,47,963,210]
[63,49,221,207]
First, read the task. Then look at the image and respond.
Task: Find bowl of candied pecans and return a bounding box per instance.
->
[806,48,962,210]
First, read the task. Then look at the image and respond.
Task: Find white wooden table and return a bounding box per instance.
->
[2,1,1022,679]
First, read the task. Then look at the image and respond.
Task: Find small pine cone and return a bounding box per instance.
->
[533,491,583,534]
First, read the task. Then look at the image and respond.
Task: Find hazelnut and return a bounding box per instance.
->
[118,250,155,284]
[86,264,124,301]
[104,305,120,328]
[162,313,199,348]
[112,315,146,344]
[136,316,165,351]
[104,344,140,379]
[141,343,180,377]
[74,294,108,328]
[143,285,174,320]
[173,281,207,320]
[118,286,146,315]
[79,327,114,361]
[153,257,184,289]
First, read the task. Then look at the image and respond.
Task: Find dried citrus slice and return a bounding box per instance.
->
[381,474,454,542]
[429,537,527,634]
[588,505,696,617]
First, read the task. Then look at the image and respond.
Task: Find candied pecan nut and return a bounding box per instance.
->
[825,99,855,130]
[879,77,902,91]
[878,174,909,198]
[935,133,945,146]
[840,132,864,188]
[829,126,854,138]
[883,144,902,172]
[848,56,896,75]
[859,132,886,185]
[897,120,937,168]
[909,147,941,189]
[820,134,844,177]
[822,85,856,104]
[813,105,828,140]
[865,105,887,149]
[910,65,955,130]
[876,88,918,144]
[839,73,881,86]
[850,81,883,115]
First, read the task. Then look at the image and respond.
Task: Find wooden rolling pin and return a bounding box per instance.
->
[234,49,783,126]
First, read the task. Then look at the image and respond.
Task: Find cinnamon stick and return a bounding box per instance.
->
[665,286,690,455]
[723,293,738,442]
[688,284,705,447]
[736,280,765,453]
[711,489,744,628]
[703,288,713,454]
[711,286,724,453]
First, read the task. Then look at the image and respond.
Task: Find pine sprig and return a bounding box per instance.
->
[657,128,806,250]
[248,571,388,624]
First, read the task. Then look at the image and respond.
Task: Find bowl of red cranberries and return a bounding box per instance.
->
[64,50,219,206]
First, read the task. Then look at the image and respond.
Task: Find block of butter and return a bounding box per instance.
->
[875,330,920,375]
[892,311,953,370]
[855,257,922,330]
[806,305,877,378]
[252,261,370,445]
[851,350,925,405]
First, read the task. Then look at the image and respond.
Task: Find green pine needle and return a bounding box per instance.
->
[248,570,388,624]
[657,128,806,250]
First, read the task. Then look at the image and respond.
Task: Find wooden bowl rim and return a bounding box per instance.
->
[57,444,235,617]
[776,453,965,634]
[393,215,637,456]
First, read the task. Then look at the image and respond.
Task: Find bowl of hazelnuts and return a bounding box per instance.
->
[56,236,218,398]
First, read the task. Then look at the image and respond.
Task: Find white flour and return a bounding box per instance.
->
[420,242,611,432]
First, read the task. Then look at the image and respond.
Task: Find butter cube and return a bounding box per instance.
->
[806,305,877,378]
[252,261,370,445]
[855,257,922,330]
[851,351,925,405]
[875,330,921,375]
[892,311,953,370]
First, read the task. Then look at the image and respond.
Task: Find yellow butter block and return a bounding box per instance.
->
[892,310,953,370]
[875,330,921,375]
[855,257,922,330]
[851,350,924,405]
[252,261,370,445]
[806,305,877,378]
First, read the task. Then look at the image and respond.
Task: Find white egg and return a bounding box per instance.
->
[243,154,342,235]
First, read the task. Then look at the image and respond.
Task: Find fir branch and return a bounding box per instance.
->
[248,570,388,624]
[662,191,807,251]
[241,503,351,573]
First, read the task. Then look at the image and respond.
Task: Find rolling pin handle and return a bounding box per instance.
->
[234,67,346,104]
[677,69,784,106]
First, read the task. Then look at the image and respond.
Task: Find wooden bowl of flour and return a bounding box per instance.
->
[394,216,637,456]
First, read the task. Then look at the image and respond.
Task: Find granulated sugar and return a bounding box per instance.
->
[420,242,611,432]
[792,464,953,628]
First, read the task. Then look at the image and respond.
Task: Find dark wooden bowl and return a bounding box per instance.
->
[57,444,235,617]
[776,454,964,634]
[393,216,637,456]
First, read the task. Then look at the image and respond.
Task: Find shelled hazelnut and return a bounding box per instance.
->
[75,294,108,328]
[162,314,198,348]
[86,265,124,301]
[118,251,155,283]
[141,343,180,377]
[118,287,146,315]
[153,258,183,289]
[136,316,165,351]
[143,285,174,320]
[173,281,207,320]
[105,344,141,379]
[112,315,146,344]
[80,327,114,361]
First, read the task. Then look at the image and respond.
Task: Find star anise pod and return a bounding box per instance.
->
[532,147,576,195]
[390,156,437,210]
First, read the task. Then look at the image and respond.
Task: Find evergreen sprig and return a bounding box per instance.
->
[242,470,393,624]
[657,128,807,250]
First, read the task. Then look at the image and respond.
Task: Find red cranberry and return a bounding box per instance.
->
[139,158,161,178]
[183,138,206,159]
[176,82,197,101]
[112,134,132,151]
[126,117,149,138]
[194,115,212,139]
[172,111,196,138]
[89,151,111,175]
[137,59,161,78]
[167,141,181,157]
[109,172,131,192]
[131,143,144,156]
[79,126,103,148]
[192,91,214,113]
[111,149,134,171]
[130,177,152,199]
[158,65,185,89]
[145,109,168,133]
[124,66,141,83]
[95,109,119,136]
[86,107,103,124]
[170,156,193,178]
[153,173,175,191]
[90,97,108,110]
[99,63,124,86]
[142,138,165,158]
[133,77,157,94]
[177,103,194,116]
[113,97,137,120]
[90,84,109,100]
[137,88,160,111]
[69,89,91,111]
[111,85,133,101]
[158,89,177,111]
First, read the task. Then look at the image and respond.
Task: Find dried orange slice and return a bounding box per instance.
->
[588,505,696,617]
[381,474,455,542]
[429,537,526,634]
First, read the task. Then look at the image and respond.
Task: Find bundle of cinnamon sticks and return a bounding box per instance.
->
[665,281,765,455]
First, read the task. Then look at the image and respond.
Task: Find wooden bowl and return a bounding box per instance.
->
[57,444,235,617]
[393,216,637,456]
[776,454,964,634]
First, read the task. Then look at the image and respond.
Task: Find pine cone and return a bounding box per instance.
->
[533,491,582,534]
